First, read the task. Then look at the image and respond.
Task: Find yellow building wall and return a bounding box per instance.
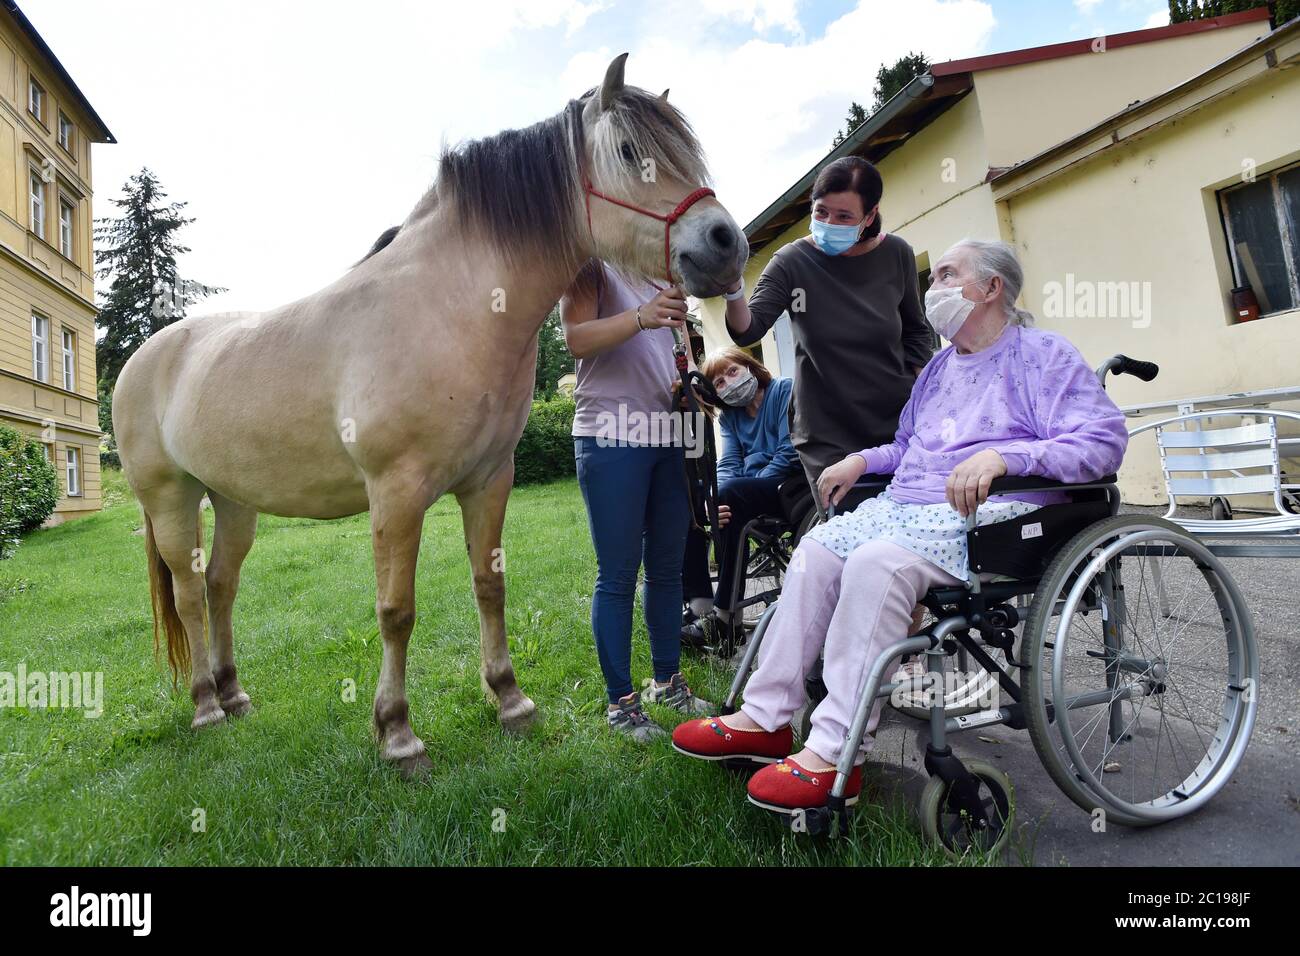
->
[973,17,1270,169]
[875,92,1003,274]
[1000,65,1300,503]
[0,13,102,520]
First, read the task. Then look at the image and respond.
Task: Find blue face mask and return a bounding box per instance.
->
[809,214,867,255]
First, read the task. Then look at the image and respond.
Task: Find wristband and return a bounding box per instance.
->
[722,278,745,302]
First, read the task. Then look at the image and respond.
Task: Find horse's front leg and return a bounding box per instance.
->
[368,478,433,776]
[456,459,537,733]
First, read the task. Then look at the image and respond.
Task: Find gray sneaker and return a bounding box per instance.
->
[644,672,713,716]
[607,692,667,742]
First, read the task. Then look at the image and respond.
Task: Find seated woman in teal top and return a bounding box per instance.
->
[683,347,801,641]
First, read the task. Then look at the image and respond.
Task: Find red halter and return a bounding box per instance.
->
[583,178,716,286]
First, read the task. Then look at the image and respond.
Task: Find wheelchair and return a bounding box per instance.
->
[715,361,1260,857]
[685,474,890,658]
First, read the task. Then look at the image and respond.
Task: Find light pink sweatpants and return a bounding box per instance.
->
[741,538,963,765]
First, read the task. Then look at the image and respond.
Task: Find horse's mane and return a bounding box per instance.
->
[359,86,712,274]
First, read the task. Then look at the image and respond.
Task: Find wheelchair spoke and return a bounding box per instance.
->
[1028,520,1256,822]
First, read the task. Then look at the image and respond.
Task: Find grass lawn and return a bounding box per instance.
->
[0,468,985,866]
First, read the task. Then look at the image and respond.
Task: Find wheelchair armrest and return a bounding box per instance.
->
[987,474,1117,494]
[825,474,895,519]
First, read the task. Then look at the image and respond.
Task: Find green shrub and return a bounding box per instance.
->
[514,395,576,486]
[0,424,61,559]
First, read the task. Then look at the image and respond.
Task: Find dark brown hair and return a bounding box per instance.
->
[811,156,883,240]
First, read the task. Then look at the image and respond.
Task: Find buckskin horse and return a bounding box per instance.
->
[112,54,747,774]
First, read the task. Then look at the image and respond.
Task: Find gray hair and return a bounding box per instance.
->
[951,238,1035,327]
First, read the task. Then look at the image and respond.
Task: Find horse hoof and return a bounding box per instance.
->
[397,750,433,778]
[499,695,538,733]
[221,694,253,717]
[191,704,227,730]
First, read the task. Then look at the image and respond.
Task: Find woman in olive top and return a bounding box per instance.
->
[722,156,934,504]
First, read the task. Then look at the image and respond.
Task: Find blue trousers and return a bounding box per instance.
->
[574,437,690,703]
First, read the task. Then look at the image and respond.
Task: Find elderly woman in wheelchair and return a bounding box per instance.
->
[672,239,1131,820]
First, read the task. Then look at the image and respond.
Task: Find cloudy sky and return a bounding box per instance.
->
[25,0,1172,314]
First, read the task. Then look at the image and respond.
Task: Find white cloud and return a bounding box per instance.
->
[1074,0,1105,12]
[1143,7,1170,28]
[24,0,996,314]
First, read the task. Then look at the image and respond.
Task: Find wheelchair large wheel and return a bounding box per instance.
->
[918,758,1014,858]
[1023,515,1258,827]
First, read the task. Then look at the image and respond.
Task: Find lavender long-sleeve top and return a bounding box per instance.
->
[854,324,1128,506]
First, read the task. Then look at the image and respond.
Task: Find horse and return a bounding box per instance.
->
[112,54,747,775]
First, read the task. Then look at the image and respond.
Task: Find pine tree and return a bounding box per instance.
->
[831,102,870,148]
[1169,1,1295,24]
[872,52,931,112]
[94,168,224,398]
[830,52,932,149]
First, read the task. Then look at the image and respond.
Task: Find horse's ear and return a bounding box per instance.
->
[600,52,629,112]
[660,88,670,102]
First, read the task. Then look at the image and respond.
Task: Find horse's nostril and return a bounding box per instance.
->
[709,224,735,252]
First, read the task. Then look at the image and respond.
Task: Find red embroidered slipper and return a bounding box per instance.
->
[671,715,793,764]
[746,757,863,814]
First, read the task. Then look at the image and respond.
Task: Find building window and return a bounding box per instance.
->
[30,170,45,238]
[32,313,49,382]
[62,328,76,391]
[65,446,80,497]
[59,198,74,259]
[58,112,74,153]
[29,77,44,122]
[1219,162,1300,318]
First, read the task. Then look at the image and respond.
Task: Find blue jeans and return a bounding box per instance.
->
[574,437,690,703]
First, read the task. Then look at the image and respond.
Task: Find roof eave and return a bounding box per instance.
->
[990,15,1300,199]
[743,71,972,255]
[4,1,116,144]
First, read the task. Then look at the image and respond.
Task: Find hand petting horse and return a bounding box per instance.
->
[112,54,747,775]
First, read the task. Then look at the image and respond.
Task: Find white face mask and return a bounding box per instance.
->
[718,369,758,407]
[924,284,980,340]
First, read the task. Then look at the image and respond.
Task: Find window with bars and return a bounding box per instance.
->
[1219,162,1300,319]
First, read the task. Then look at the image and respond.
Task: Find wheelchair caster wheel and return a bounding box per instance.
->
[793,806,835,836]
[1210,497,1232,522]
[919,758,1013,858]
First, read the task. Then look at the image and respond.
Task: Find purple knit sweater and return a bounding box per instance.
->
[854,323,1129,506]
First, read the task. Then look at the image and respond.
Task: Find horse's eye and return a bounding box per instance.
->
[620,143,637,165]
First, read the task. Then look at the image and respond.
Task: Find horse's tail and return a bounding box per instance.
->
[145,513,193,687]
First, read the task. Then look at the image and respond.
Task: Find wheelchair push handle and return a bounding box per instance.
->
[1096,353,1159,387]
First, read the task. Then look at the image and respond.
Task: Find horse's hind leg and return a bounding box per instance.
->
[142,477,224,728]
[456,459,536,732]
[206,492,258,716]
